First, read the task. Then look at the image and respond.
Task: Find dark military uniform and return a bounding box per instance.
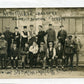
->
[57,29,67,48]
[13,32,20,49]
[47,47,56,68]
[10,47,19,68]
[21,31,28,49]
[20,46,29,68]
[0,38,7,69]
[37,43,47,69]
[37,31,47,47]
[56,43,65,67]
[46,28,56,46]
[64,36,75,67]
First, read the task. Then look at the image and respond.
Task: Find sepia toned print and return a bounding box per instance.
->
[0,8,84,78]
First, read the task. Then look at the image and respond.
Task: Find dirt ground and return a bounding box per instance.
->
[0,67,84,78]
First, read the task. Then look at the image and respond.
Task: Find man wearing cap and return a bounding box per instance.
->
[57,25,67,48]
[64,35,75,68]
[73,32,82,67]
[37,25,47,47]
[21,26,29,50]
[46,24,56,47]
[13,27,20,49]
[0,34,7,69]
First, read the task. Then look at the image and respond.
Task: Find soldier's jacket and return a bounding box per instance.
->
[56,44,63,59]
[64,38,75,55]
[57,29,67,41]
[13,32,20,42]
[38,46,47,59]
[46,28,56,42]
[10,48,19,58]
[0,39,7,55]
[73,37,82,52]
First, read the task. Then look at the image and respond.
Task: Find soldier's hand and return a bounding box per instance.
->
[44,57,46,60]
[11,57,13,60]
[62,56,65,59]
[15,57,18,59]
[52,56,54,60]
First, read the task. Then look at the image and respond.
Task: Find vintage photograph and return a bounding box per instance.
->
[0,8,84,78]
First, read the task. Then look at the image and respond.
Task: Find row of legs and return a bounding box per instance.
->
[0,54,79,69]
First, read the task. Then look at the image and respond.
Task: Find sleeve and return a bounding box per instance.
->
[54,30,56,41]
[57,31,60,39]
[29,46,33,52]
[21,32,28,38]
[53,48,56,57]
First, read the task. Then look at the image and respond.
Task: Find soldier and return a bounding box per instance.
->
[4,27,12,57]
[37,42,47,69]
[13,27,20,49]
[20,43,29,69]
[55,42,65,69]
[46,24,56,47]
[64,35,75,68]
[57,25,67,48]
[37,25,47,47]
[0,34,7,69]
[73,33,82,67]
[29,41,38,68]
[10,43,19,69]
[47,41,56,69]
[21,26,29,50]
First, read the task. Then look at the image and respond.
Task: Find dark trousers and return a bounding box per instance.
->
[29,52,38,67]
[11,57,18,68]
[55,58,65,67]
[22,55,26,68]
[7,44,11,57]
[37,56,46,68]
[47,58,54,68]
[0,54,6,69]
[66,54,74,67]
[75,52,79,67]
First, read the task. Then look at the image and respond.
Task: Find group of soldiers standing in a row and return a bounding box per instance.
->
[0,24,82,69]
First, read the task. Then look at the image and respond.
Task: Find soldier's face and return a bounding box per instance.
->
[15,29,18,32]
[40,42,44,47]
[58,43,61,46]
[30,26,33,30]
[49,42,53,47]
[13,44,16,49]
[24,28,27,32]
[49,25,52,29]
[25,43,28,47]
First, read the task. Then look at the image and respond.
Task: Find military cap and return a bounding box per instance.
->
[23,26,27,28]
[15,27,18,29]
[49,24,52,26]
[68,35,72,38]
